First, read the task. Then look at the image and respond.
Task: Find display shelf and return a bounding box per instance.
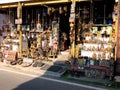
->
[71,24,115,78]
[83,43,112,49]
[81,42,114,60]
[81,50,112,59]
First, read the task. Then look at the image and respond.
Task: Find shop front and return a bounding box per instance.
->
[69,0,120,80]
[0,0,120,78]
[0,0,72,65]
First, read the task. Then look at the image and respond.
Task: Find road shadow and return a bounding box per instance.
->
[8,58,119,90]
[11,58,70,90]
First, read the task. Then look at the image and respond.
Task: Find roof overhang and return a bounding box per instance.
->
[0,0,30,4]
[0,0,71,8]
[0,0,93,8]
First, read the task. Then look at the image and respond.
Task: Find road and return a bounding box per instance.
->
[0,68,112,90]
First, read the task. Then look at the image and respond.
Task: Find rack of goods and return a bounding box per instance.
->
[0,33,22,64]
[71,24,116,79]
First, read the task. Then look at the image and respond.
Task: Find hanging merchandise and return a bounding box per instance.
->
[63,6,67,16]
[72,23,115,79]
[48,7,52,15]
[43,8,46,17]
[51,21,59,58]
[31,9,34,30]
[42,8,47,30]
[82,6,90,23]
[63,6,67,12]
[59,6,63,14]
[36,12,43,32]
[52,7,55,13]
[25,9,28,25]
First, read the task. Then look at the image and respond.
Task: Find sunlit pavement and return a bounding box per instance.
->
[0,51,69,77]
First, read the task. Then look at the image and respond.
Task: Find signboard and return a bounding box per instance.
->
[70,13,75,19]
[15,19,22,24]
[0,0,29,4]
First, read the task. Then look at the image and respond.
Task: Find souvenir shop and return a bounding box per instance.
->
[0,0,120,78]
[70,0,119,79]
[0,0,71,66]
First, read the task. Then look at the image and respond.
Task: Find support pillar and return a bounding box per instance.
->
[17,2,22,57]
[69,0,76,58]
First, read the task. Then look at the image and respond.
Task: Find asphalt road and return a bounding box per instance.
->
[0,68,111,90]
